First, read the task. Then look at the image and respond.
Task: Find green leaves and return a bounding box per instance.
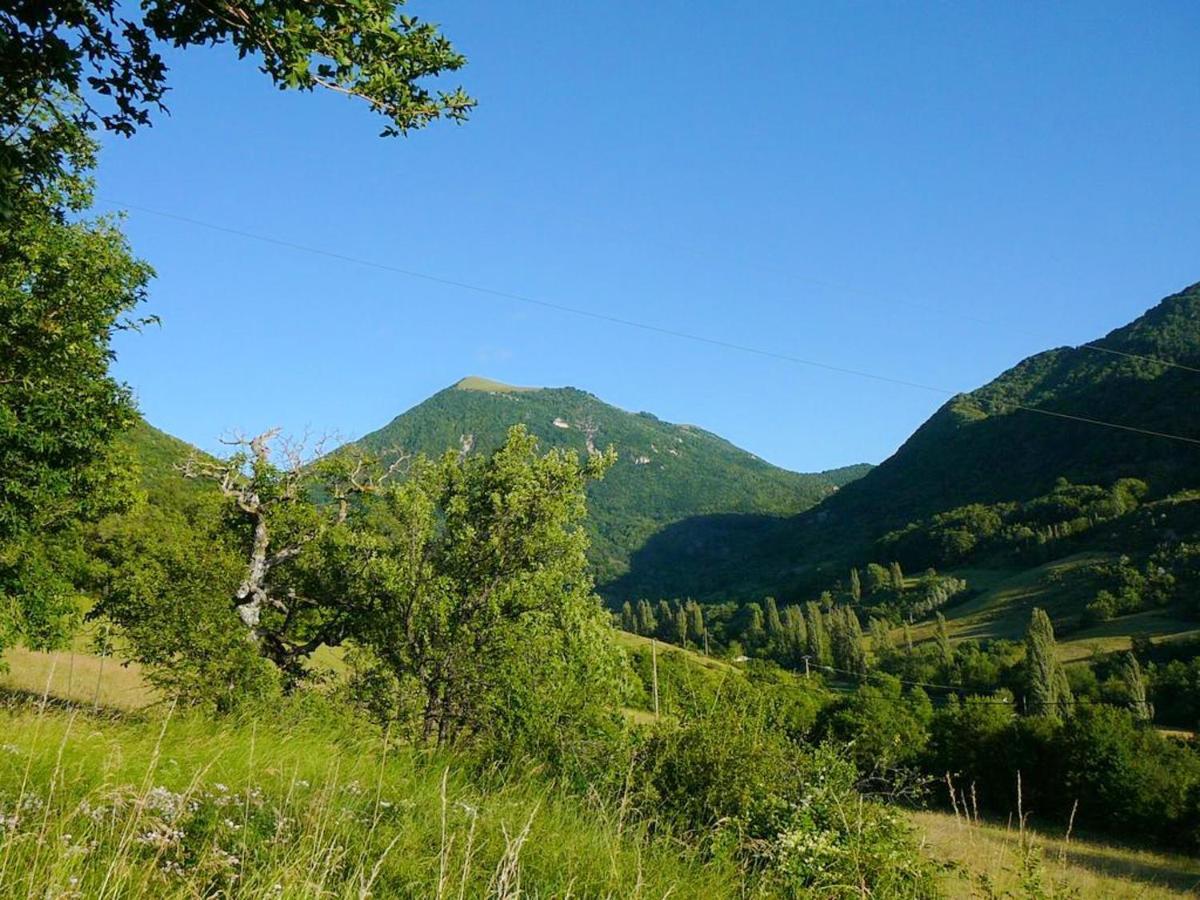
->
[0,153,150,653]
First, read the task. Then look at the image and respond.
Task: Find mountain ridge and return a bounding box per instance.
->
[345,378,871,587]
[611,281,1200,602]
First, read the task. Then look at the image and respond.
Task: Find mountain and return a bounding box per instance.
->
[346,377,871,587]
[116,417,210,507]
[614,281,1200,602]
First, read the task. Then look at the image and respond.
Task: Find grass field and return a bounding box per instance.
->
[913,810,1200,898]
[0,698,739,898]
[894,554,1200,666]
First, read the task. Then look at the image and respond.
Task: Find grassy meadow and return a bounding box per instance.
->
[6,645,1200,898]
[913,810,1200,898]
[0,693,740,899]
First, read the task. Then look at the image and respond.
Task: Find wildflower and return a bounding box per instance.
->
[136,824,185,849]
[145,786,184,822]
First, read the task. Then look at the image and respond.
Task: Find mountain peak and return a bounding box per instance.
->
[452,376,540,394]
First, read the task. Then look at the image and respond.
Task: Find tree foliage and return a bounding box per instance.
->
[0,137,150,653]
[1,0,472,203]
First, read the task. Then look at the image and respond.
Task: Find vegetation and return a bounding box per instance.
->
[347,377,870,589]
[4,0,1200,889]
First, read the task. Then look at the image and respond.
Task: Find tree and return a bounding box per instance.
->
[2,0,473,201]
[804,601,831,667]
[656,600,674,641]
[674,606,689,648]
[865,563,891,595]
[687,601,705,648]
[1025,608,1074,720]
[0,137,150,653]
[93,497,278,711]
[342,426,625,756]
[637,599,657,637]
[830,607,868,676]
[1121,652,1153,723]
[743,602,766,651]
[869,617,895,662]
[764,596,784,643]
[172,429,392,681]
[620,601,636,633]
[889,561,905,591]
[849,568,862,602]
[783,604,807,665]
[934,613,954,672]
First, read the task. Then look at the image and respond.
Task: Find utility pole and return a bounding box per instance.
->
[651,638,660,720]
[802,655,811,679]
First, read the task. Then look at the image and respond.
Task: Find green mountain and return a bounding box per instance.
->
[116,417,210,507]
[613,281,1200,603]
[346,377,871,587]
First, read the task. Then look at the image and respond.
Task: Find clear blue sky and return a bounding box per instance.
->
[102,1,1200,472]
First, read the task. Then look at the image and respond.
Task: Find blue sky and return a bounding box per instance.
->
[102,1,1200,472]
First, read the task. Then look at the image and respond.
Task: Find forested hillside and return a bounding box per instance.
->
[344,376,869,586]
[615,282,1200,602]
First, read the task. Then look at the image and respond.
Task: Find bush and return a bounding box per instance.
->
[631,683,937,896]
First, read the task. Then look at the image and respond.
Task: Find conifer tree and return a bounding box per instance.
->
[1025,608,1074,719]
[849,568,862,602]
[1121,651,1153,723]
[620,601,636,633]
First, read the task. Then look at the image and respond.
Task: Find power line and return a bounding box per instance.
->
[617,228,1200,377]
[100,199,1200,448]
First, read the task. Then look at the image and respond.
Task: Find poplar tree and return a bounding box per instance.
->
[849,568,862,602]
[783,605,807,662]
[744,603,766,650]
[1121,652,1153,723]
[620,601,636,633]
[637,600,657,637]
[804,601,831,667]
[842,608,868,676]
[934,613,954,670]
[674,607,689,647]
[687,602,705,646]
[870,617,894,661]
[889,561,905,591]
[1025,608,1074,719]
[764,596,784,642]
[656,600,673,641]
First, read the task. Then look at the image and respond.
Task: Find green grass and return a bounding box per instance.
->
[897,554,1200,664]
[0,698,740,899]
[452,376,540,393]
[913,809,1200,898]
[613,631,739,676]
